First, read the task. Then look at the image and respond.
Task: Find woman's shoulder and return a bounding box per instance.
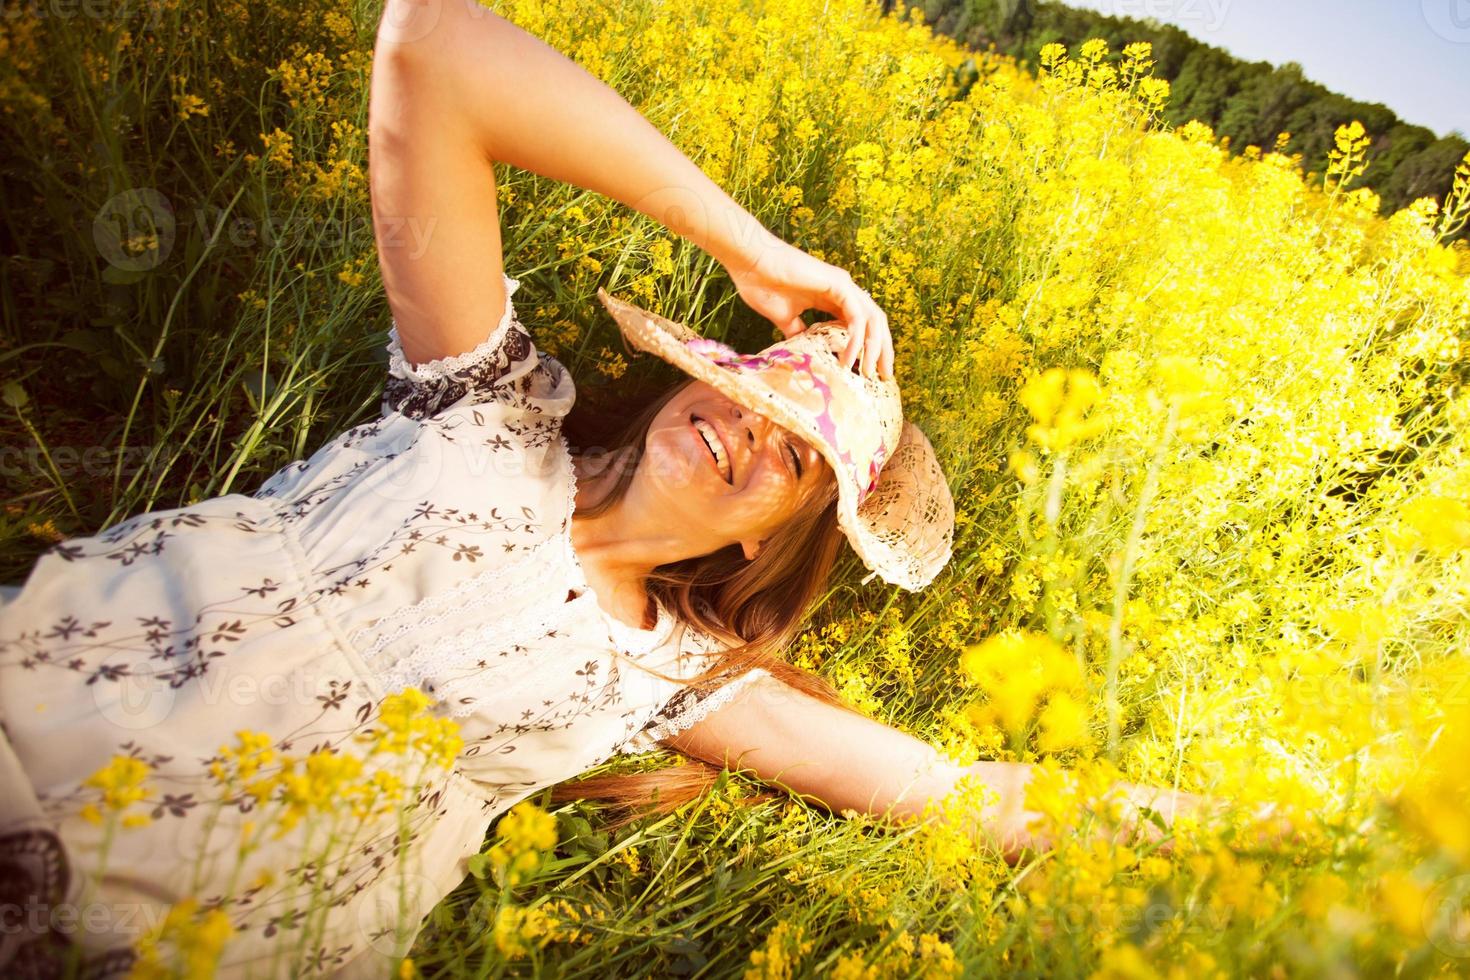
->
[656,604,744,673]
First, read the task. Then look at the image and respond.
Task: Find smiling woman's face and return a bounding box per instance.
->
[639,380,830,559]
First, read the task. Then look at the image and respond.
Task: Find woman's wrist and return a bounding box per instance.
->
[639,184,781,275]
[695,200,783,277]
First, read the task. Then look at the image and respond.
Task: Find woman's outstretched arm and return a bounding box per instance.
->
[659,670,1214,862]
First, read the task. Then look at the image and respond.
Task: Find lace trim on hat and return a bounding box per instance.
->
[849,422,955,591]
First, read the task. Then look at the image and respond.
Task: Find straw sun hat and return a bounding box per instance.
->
[596,288,955,592]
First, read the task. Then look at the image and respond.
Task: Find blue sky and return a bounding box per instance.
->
[1060,0,1470,138]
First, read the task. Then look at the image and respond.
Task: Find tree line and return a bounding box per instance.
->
[908,0,1469,220]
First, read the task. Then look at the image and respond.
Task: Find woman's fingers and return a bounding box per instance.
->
[841,286,893,382]
[841,315,865,372]
[863,309,889,380]
[832,277,884,380]
[735,243,895,380]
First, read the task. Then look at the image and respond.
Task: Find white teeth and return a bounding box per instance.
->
[693,417,731,482]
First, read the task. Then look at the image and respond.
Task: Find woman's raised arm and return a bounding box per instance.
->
[371,0,777,365]
[371,0,895,377]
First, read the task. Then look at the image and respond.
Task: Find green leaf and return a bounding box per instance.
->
[661,936,707,974]
[59,329,106,354]
[465,852,490,880]
[2,381,29,409]
[101,265,148,286]
[1137,805,1168,832]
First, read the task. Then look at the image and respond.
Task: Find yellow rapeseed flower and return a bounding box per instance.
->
[1018,367,1108,452]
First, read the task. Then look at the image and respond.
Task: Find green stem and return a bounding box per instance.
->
[109,184,247,513]
[11,408,80,521]
[1106,404,1178,759]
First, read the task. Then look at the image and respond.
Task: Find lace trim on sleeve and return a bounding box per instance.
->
[382,274,539,420]
[629,666,772,749]
[386,275,521,383]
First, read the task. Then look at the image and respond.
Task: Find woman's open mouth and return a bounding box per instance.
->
[690,414,733,484]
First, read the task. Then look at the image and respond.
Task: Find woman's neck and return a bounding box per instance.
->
[569,450,660,630]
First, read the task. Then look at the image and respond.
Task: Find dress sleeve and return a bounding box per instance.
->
[381,273,539,420]
[623,624,773,752]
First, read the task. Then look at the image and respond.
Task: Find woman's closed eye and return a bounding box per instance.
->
[785,436,803,479]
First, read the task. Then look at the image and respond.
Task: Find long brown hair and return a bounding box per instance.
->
[553,373,864,827]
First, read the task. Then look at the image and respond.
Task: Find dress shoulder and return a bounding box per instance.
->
[381,273,539,420]
[625,621,772,751]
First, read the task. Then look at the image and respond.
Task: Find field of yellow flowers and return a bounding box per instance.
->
[3,0,1469,975]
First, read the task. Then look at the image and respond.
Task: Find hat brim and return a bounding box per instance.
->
[596,288,954,591]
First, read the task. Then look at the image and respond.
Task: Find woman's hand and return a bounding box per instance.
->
[724,239,895,382]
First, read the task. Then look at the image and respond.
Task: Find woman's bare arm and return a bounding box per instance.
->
[370,0,780,366]
[662,671,1213,861]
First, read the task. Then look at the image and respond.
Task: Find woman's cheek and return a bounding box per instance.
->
[646,430,704,488]
[739,467,800,522]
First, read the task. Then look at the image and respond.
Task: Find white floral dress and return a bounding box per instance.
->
[0,274,769,979]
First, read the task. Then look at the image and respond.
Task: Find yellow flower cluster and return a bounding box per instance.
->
[743,920,813,980]
[1017,367,1108,453]
[1390,494,1470,557]
[831,929,962,979]
[961,631,1088,753]
[80,755,153,829]
[1326,120,1372,189]
[126,898,235,980]
[202,692,461,843]
[483,800,560,887]
[367,687,464,767]
[490,903,555,959]
[276,46,334,112]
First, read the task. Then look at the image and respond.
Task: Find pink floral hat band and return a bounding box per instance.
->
[683,336,889,506]
[597,288,955,592]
